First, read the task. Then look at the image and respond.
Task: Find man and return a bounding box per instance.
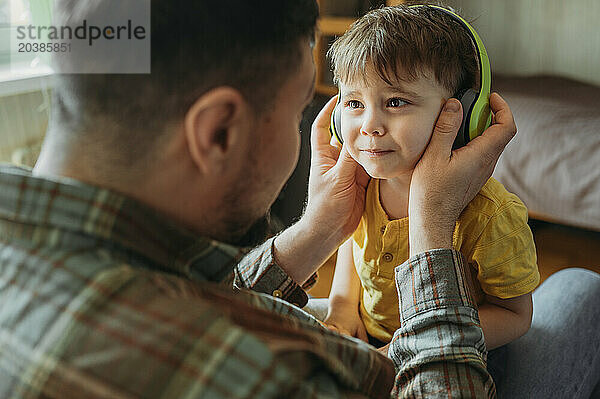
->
[1,1,599,398]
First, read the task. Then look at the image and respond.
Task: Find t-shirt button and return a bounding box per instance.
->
[382,252,393,262]
[272,289,283,298]
[380,226,386,234]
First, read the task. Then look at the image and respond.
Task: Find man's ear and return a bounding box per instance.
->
[184,87,249,175]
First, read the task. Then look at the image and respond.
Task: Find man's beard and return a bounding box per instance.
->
[218,175,275,248]
[226,212,273,248]
[217,147,283,248]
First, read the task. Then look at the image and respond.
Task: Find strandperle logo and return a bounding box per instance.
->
[8,0,150,74]
[16,19,147,46]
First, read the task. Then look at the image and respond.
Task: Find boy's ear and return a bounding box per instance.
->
[183,87,249,175]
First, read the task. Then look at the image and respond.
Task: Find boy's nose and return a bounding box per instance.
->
[360,115,385,137]
[361,128,383,136]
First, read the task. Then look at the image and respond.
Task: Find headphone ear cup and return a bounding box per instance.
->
[453,88,478,149]
[329,102,344,145]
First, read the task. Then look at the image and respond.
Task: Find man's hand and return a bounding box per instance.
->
[273,97,369,284]
[303,96,370,246]
[409,93,517,256]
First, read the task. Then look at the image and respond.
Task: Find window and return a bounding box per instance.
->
[0,0,54,82]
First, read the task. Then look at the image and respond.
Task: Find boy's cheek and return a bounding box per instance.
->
[342,127,364,148]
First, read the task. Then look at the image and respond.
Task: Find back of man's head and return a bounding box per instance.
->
[50,0,318,169]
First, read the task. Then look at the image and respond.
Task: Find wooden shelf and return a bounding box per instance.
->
[315,84,338,97]
[314,18,355,95]
[314,0,407,96]
[318,17,356,35]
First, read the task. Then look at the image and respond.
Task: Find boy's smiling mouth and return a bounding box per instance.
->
[361,149,394,157]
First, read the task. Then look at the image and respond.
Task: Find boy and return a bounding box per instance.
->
[324,5,540,352]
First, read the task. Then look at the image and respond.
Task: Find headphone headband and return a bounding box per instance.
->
[410,6,491,105]
[408,4,492,143]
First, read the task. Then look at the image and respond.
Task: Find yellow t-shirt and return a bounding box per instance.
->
[352,177,540,343]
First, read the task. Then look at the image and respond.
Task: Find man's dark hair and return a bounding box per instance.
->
[51,0,318,165]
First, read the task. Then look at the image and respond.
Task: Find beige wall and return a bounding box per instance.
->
[446,0,600,86]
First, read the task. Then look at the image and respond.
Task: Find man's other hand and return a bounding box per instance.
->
[408,93,517,256]
[303,96,370,248]
[273,96,370,285]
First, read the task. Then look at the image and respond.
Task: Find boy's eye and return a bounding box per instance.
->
[346,100,363,109]
[387,97,407,107]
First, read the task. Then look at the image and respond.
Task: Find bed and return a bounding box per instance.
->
[491,75,600,232]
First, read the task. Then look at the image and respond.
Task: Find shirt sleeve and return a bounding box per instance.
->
[470,200,540,298]
[158,279,396,399]
[234,237,316,307]
[236,242,495,397]
[45,249,493,398]
[388,249,496,398]
[204,250,495,398]
[38,269,394,399]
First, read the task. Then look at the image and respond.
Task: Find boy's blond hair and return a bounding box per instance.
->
[328,4,478,95]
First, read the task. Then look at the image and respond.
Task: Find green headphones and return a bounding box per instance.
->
[329,5,492,149]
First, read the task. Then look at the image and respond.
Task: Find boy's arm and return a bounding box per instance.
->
[329,239,361,306]
[325,238,367,340]
[478,293,533,350]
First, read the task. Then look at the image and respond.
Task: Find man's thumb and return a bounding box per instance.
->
[429,99,463,153]
[334,144,357,178]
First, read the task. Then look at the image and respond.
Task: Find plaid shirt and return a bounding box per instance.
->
[0,165,494,398]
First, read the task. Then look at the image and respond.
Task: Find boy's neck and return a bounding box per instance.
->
[379,172,412,220]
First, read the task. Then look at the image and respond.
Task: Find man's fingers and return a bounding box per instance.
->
[377,343,390,356]
[427,99,463,155]
[355,163,370,190]
[356,323,368,342]
[330,135,342,150]
[489,92,515,132]
[311,95,338,149]
[334,144,358,178]
[326,325,339,333]
[488,92,517,150]
[470,92,517,167]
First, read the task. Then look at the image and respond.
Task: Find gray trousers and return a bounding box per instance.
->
[305,268,600,398]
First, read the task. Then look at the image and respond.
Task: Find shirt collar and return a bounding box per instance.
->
[367,179,409,229]
[0,165,246,282]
